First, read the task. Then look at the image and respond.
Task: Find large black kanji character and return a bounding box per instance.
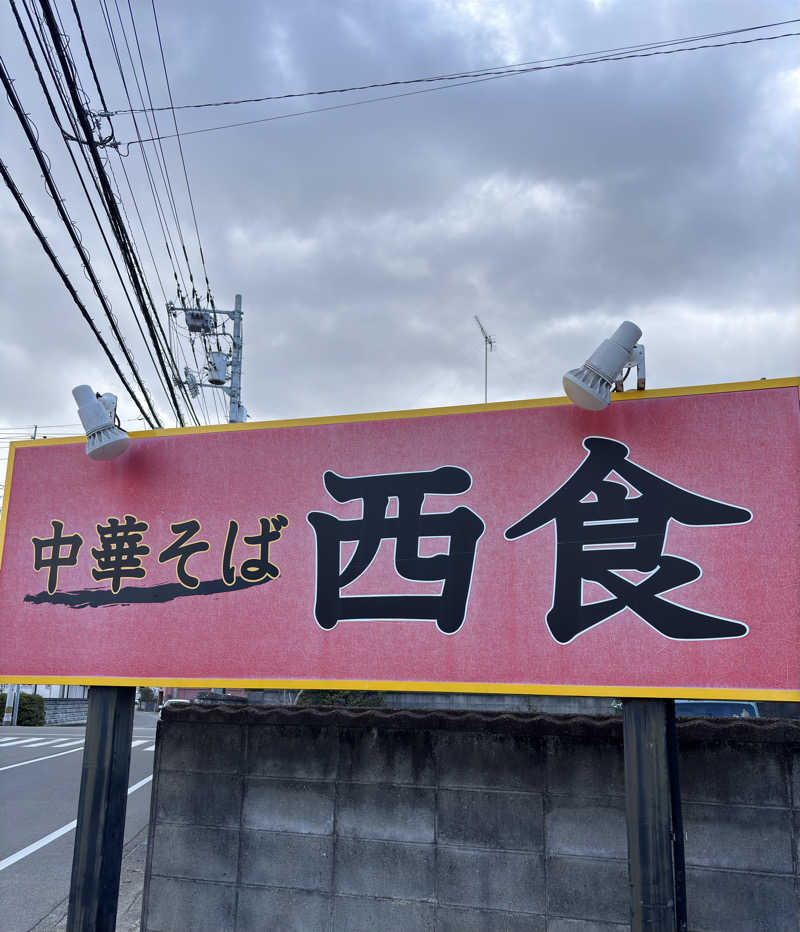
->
[91,514,150,594]
[504,437,752,644]
[307,466,485,634]
[32,520,83,594]
[222,514,289,585]
[158,519,210,589]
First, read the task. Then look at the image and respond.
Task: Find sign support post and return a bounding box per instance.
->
[66,685,135,932]
[623,698,687,932]
[665,700,688,931]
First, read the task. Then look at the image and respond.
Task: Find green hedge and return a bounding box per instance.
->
[17,692,45,726]
[298,690,384,707]
[0,691,45,725]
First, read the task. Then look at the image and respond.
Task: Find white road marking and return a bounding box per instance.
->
[0,746,84,771]
[0,822,77,872]
[0,738,45,747]
[0,737,154,763]
[0,775,152,872]
[19,739,65,748]
[0,733,82,740]
[128,775,153,793]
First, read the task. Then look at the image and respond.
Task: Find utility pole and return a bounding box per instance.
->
[227,294,245,423]
[175,293,247,424]
[474,316,495,404]
[64,298,246,932]
[2,684,21,725]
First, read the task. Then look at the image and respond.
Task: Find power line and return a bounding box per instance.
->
[60,1,185,375]
[209,381,224,424]
[48,0,186,423]
[104,19,799,117]
[66,0,169,311]
[149,0,215,310]
[100,165,200,430]
[107,156,202,426]
[104,154,165,303]
[120,30,799,147]
[188,337,213,425]
[0,156,158,428]
[75,0,206,423]
[68,0,110,112]
[113,129,190,306]
[9,0,191,425]
[67,4,194,424]
[0,422,82,429]
[0,424,83,437]
[168,312,211,425]
[103,0,208,420]
[97,0,194,305]
[112,0,202,307]
[17,0,186,423]
[0,53,163,428]
[38,0,187,425]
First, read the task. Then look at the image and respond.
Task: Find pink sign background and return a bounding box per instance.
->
[1,381,798,698]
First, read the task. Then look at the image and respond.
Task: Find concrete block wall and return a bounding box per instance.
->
[42,698,88,724]
[254,690,615,714]
[381,691,616,716]
[141,707,800,932]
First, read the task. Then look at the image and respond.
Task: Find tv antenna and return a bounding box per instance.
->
[474,315,496,404]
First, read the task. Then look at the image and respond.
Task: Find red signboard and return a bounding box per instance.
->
[1,378,798,699]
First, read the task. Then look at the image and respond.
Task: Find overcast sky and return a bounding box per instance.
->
[0,0,798,471]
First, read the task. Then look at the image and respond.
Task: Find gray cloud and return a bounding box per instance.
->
[0,0,797,445]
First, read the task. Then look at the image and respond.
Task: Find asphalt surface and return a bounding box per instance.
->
[0,710,157,932]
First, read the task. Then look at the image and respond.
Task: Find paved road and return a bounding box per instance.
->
[0,711,157,932]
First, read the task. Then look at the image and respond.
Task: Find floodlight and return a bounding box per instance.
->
[562,321,645,411]
[72,384,130,460]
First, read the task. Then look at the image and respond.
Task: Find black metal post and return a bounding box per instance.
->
[623,698,684,932]
[67,685,135,932]
[665,700,688,932]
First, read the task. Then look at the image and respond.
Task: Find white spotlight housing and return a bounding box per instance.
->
[562,321,644,411]
[72,384,130,460]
